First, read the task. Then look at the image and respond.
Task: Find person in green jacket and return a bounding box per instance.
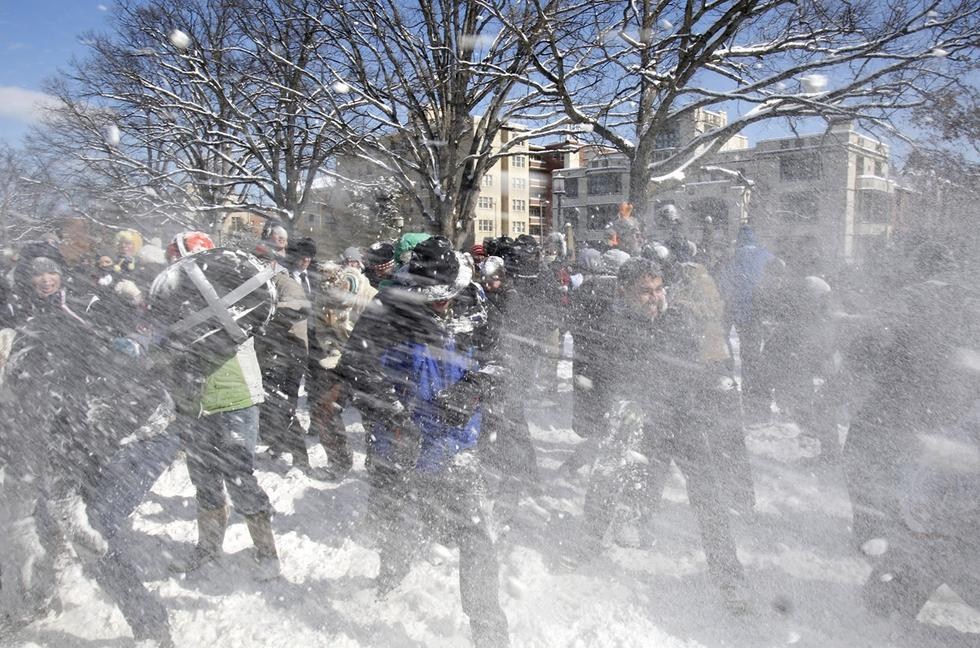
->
[150,242,280,578]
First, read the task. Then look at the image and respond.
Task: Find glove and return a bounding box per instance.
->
[436,370,489,428]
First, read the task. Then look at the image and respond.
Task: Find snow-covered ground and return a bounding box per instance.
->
[9,367,980,648]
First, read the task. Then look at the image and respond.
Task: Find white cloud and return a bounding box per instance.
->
[0,86,62,123]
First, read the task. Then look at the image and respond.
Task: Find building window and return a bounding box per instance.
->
[779,154,823,181]
[513,155,526,168]
[857,190,890,223]
[565,177,579,198]
[512,177,526,189]
[587,204,618,230]
[478,219,494,232]
[778,191,819,220]
[478,196,495,210]
[482,174,493,187]
[512,199,526,211]
[587,173,623,196]
[655,128,679,149]
[512,221,526,234]
[874,160,884,177]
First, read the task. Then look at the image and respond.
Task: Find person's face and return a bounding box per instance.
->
[271,232,288,251]
[32,272,61,297]
[629,275,667,320]
[429,298,452,315]
[296,256,312,272]
[483,275,503,294]
[118,240,135,257]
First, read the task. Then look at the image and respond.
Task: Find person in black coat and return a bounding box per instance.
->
[582,258,748,608]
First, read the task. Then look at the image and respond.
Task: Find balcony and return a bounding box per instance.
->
[856,175,892,193]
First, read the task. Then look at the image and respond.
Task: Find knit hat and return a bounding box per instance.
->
[396,235,472,302]
[364,241,395,274]
[471,243,486,258]
[30,256,62,276]
[341,246,363,264]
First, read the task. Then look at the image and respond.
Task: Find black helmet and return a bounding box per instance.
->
[501,236,541,280]
[406,236,459,286]
[148,248,277,350]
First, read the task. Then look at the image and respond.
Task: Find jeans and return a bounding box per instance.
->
[184,406,272,515]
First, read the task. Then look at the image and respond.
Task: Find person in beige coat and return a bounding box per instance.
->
[308,260,377,480]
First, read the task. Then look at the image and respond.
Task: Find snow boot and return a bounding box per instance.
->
[169,505,228,573]
[245,511,280,580]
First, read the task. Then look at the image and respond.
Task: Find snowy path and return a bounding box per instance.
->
[9,379,980,648]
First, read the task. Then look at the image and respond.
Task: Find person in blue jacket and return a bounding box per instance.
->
[338,236,509,648]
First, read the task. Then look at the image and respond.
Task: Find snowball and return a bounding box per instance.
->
[880,572,894,582]
[626,450,650,465]
[105,124,121,146]
[574,374,594,391]
[658,19,673,30]
[927,10,939,18]
[169,29,191,50]
[930,48,948,57]
[430,542,454,564]
[787,631,801,644]
[800,73,828,93]
[331,81,351,94]
[861,538,889,556]
[506,575,527,598]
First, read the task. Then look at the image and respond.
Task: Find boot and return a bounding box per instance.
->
[245,512,280,580]
[169,505,228,573]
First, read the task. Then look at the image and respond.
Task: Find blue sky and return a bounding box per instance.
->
[0,1,112,142]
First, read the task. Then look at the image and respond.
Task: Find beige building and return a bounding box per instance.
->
[555,110,894,269]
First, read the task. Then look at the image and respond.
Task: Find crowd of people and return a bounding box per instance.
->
[0,202,977,647]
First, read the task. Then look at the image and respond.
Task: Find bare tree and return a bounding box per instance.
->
[34,0,354,234]
[494,0,980,214]
[321,0,565,243]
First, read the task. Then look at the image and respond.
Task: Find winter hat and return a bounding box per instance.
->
[502,236,542,280]
[166,231,215,262]
[601,248,631,275]
[394,232,432,266]
[481,255,506,281]
[30,256,62,276]
[398,235,472,302]
[341,246,363,264]
[365,242,395,266]
[287,237,318,261]
[470,243,486,258]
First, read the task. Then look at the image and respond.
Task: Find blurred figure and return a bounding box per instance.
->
[341,246,364,271]
[113,229,143,276]
[338,236,509,647]
[716,224,777,422]
[261,221,289,260]
[363,241,396,288]
[1,252,176,645]
[582,258,748,609]
[308,259,377,480]
[470,242,488,266]
[252,242,313,472]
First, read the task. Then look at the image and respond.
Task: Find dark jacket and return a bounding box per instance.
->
[338,283,483,473]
